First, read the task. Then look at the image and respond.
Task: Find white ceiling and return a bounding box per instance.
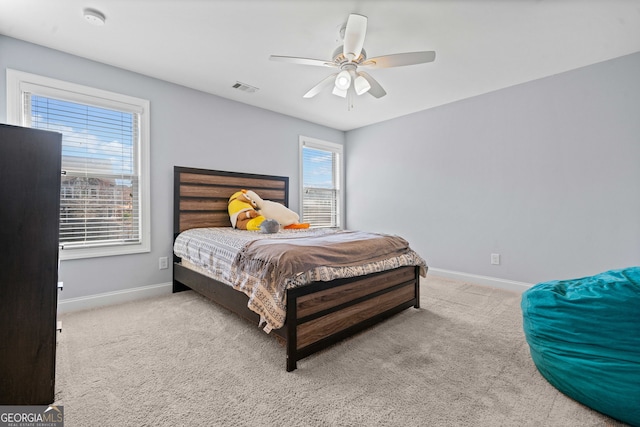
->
[1,0,639,131]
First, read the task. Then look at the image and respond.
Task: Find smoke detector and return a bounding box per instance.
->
[83,8,106,26]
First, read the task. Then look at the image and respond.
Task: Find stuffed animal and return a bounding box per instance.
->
[227,190,279,233]
[243,190,310,229]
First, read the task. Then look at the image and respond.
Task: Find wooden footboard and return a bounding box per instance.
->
[285,265,420,371]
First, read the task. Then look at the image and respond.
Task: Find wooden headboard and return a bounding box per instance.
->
[174,166,289,235]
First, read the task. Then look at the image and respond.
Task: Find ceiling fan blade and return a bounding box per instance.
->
[269,55,336,68]
[362,51,436,69]
[303,73,338,98]
[343,14,367,61]
[358,71,386,98]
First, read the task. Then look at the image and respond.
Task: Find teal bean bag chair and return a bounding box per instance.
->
[521,267,640,426]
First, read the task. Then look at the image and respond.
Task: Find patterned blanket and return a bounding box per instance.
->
[174,227,427,332]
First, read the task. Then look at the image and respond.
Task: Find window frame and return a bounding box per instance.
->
[298,135,345,229]
[6,69,151,260]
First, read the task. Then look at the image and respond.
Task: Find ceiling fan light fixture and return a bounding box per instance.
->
[354,75,371,95]
[334,70,351,90]
[332,85,347,98]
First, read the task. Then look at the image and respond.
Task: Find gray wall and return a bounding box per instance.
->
[346,52,640,284]
[0,36,344,300]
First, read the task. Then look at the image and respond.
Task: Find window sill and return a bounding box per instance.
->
[60,242,150,260]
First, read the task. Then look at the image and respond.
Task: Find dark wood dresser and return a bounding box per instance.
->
[0,123,62,404]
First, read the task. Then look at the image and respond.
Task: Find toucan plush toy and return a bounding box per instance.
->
[243,190,310,229]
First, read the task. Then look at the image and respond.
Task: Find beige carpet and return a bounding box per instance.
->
[55,275,625,426]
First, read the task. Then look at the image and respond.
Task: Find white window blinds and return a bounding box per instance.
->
[27,94,141,249]
[6,69,150,259]
[300,138,343,228]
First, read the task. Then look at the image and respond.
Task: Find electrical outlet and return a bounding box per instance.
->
[159,256,168,270]
[491,253,500,265]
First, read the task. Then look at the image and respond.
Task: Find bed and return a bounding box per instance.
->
[173,166,427,371]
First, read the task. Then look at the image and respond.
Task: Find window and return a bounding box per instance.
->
[299,136,344,228]
[6,69,150,260]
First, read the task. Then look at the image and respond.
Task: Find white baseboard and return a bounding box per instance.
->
[58,282,173,314]
[56,269,531,314]
[427,268,533,294]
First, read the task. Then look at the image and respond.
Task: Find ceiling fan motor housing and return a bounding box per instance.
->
[332,46,367,66]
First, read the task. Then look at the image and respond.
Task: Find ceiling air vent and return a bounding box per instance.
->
[232,81,259,93]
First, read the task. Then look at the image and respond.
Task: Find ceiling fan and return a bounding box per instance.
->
[269,13,436,104]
